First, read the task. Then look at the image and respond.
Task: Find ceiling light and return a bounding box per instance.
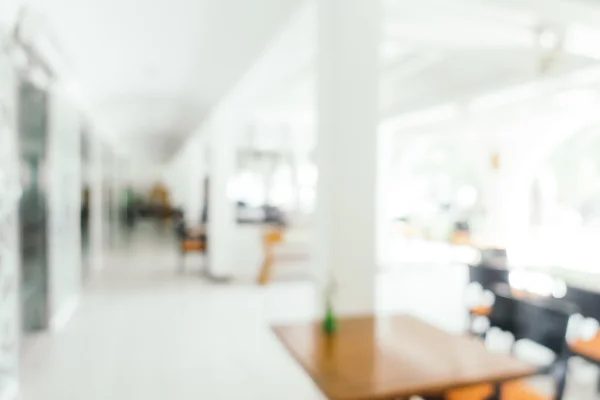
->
[538,28,560,51]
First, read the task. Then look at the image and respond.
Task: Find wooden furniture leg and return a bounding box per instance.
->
[258,251,273,285]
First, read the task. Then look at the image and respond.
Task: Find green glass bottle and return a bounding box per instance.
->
[322,275,338,335]
[322,301,338,335]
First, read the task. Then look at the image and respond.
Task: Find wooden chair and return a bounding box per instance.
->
[257,228,284,285]
[257,226,310,285]
[175,219,207,272]
[449,291,574,400]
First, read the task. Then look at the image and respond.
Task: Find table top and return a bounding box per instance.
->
[273,314,536,400]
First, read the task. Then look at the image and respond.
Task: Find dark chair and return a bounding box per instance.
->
[562,285,600,394]
[174,212,207,273]
[468,264,510,292]
[479,248,508,268]
[563,285,600,322]
[485,287,517,335]
[449,291,574,400]
[466,265,510,330]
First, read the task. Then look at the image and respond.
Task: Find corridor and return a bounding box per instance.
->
[19,226,322,400]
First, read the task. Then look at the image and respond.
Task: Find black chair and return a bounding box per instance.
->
[485,288,517,336]
[562,284,600,394]
[490,292,574,400]
[466,265,510,333]
[446,291,574,400]
[479,248,508,268]
[468,264,509,292]
[563,285,600,322]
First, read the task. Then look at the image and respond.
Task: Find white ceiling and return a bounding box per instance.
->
[23,0,302,161]
[251,0,600,125]
[15,0,600,165]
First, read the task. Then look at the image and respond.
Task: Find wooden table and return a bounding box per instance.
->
[273,314,536,400]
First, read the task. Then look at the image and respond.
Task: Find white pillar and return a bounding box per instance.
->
[47,89,82,330]
[377,128,394,267]
[208,116,237,279]
[89,133,104,272]
[110,154,123,246]
[286,125,302,214]
[315,0,380,315]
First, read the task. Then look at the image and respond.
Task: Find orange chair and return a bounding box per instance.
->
[257,228,284,285]
[447,380,547,400]
[570,331,600,365]
[469,305,492,317]
[180,238,206,253]
[451,230,471,245]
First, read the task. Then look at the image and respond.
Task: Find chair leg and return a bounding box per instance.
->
[554,358,569,400]
[258,253,274,285]
[486,383,502,400]
[557,375,567,400]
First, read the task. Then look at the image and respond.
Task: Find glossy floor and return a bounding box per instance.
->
[19,226,600,399]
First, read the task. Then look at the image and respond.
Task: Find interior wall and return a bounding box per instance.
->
[47,88,82,329]
[164,133,207,220]
[0,50,21,395]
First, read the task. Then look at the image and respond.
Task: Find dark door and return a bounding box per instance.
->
[18,80,49,333]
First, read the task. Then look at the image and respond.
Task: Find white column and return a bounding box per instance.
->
[377,128,394,268]
[208,116,237,279]
[89,133,104,272]
[286,125,302,214]
[315,0,380,315]
[46,89,82,330]
[110,154,122,246]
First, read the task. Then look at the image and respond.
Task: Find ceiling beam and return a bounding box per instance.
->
[385,0,600,59]
[384,0,537,30]
[383,20,534,51]
[382,64,600,131]
[483,0,600,28]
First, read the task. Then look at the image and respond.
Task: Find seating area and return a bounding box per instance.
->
[463,263,600,400]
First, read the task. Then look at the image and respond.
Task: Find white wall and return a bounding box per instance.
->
[0,49,22,396]
[164,134,207,222]
[47,87,82,330]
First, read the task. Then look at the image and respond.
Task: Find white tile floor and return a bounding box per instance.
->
[18,225,600,399]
